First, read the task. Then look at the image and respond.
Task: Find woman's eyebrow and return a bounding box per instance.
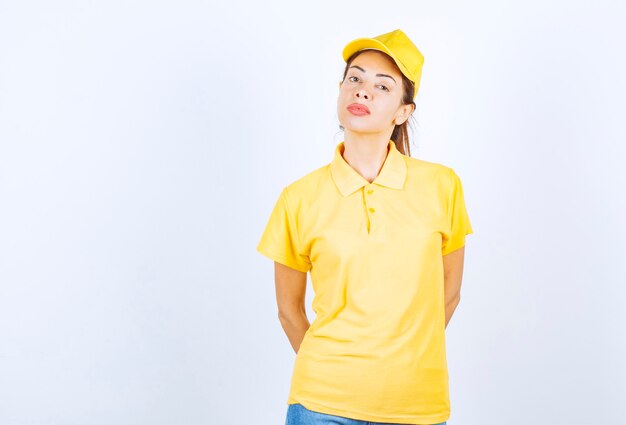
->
[349,65,397,84]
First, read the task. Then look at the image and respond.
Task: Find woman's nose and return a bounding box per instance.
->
[356,90,369,100]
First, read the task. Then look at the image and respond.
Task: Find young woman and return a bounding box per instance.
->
[257,29,474,425]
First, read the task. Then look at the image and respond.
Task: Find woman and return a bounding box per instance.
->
[257,29,473,425]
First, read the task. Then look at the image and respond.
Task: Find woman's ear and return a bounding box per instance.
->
[395,104,415,125]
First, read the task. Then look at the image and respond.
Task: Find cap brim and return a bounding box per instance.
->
[342,38,389,61]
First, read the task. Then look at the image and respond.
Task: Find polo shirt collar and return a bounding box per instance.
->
[330,140,407,197]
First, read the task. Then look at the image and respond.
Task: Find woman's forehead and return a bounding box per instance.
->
[351,50,402,78]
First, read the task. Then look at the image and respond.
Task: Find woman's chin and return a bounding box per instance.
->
[341,124,382,135]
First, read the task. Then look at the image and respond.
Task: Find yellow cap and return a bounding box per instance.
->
[342,29,424,99]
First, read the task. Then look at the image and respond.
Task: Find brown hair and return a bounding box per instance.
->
[340,49,417,157]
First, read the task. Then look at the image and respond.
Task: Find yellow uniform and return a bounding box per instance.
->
[256,139,474,424]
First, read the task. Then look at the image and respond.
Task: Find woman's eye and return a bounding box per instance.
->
[347,76,387,91]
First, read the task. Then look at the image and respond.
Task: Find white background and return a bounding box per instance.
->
[1,1,625,424]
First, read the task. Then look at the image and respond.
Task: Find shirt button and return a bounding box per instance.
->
[367,189,374,195]
[369,207,375,213]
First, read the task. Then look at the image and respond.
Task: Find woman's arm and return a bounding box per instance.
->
[443,246,466,329]
[274,261,310,354]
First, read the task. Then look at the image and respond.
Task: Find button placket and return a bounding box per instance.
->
[363,185,376,233]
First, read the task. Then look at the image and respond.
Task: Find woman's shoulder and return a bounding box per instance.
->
[404,155,453,179]
[281,163,330,199]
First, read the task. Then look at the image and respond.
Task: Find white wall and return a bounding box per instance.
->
[1,1,624,424]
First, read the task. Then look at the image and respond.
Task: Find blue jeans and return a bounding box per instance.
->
[286,403,447,425]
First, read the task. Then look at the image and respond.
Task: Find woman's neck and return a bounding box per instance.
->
[341,135,391,184]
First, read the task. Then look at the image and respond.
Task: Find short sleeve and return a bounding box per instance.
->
[441,168,474,255]
[256,187,311,273]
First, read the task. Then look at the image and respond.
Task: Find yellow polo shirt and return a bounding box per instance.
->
[256,139,473,424]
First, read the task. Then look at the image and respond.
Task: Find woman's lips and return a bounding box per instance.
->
[347,103,370,116]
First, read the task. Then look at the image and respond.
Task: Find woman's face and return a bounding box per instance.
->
[337,49,413,138]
